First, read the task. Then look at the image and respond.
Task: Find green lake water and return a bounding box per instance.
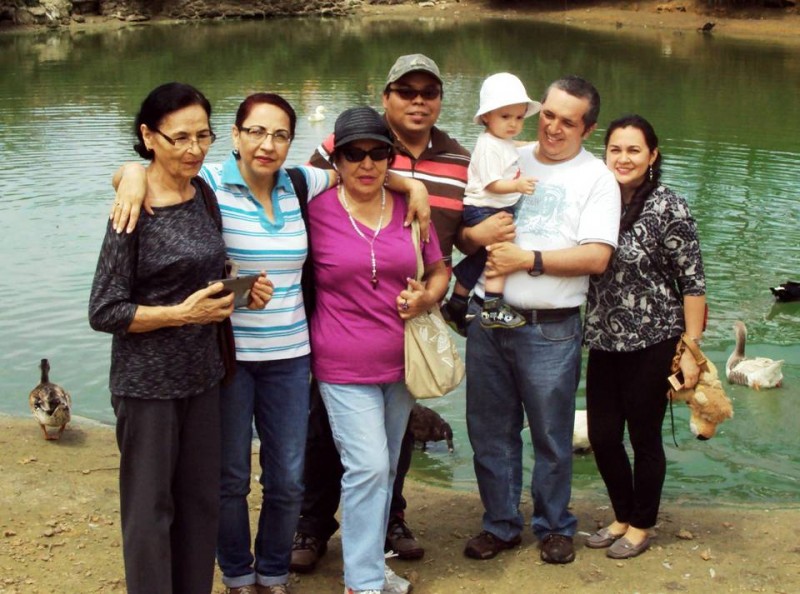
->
[1,16,798,504]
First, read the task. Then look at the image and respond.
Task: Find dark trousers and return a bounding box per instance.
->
[296,379,413,541]
[112,386,221,594]
[586,337,678,529]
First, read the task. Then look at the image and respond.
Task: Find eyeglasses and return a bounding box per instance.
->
[155,129,216,149]
[238,126,292,145]
[388,86,442,101]
[341,146,393,163]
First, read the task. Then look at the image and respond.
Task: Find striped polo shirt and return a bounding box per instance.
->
[201,155,330,361]
[310,122,470,267]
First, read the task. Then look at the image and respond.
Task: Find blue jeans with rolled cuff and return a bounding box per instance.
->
[217,355,310,589]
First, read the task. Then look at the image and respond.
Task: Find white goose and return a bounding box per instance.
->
[307,106,326,122]
[725,321,784,390]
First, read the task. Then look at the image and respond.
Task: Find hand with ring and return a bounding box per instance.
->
[400,298,409,311]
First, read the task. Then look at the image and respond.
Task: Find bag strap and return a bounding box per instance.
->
[194,176,223,233]
[410,219,424,283]
[286,168,316,317]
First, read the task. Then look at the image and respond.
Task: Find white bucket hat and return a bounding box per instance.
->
[473,72,541,125]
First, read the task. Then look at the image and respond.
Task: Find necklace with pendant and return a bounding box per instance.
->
[339,184,386,289]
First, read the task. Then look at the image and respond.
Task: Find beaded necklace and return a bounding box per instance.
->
[339,184,386,289]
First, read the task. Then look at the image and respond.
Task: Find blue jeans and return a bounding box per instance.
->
[217,355,311,588]
[465,302,581,542]
[319,381,414,592]
[453,204,516,291]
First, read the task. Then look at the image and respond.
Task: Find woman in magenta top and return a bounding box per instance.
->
[307,106,448,594]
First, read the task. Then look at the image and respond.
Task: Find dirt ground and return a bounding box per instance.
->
[1,415,799,594]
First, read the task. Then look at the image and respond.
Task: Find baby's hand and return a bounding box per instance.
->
[516,176,536,195]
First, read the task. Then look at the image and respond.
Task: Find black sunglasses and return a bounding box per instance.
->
[341,146,393,163]
[388,86,442,101]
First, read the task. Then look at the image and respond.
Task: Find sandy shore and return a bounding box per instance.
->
[359,0,800,46]
[2,415,799,594]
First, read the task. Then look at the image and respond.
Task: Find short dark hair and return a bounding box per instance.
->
[542,75,600,129]
[133,82,212,160]
[235,92,297,138]
[604,114,662,232]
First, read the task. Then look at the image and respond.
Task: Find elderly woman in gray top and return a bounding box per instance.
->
[89,82,271,594]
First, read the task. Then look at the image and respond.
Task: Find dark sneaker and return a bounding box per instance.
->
[289,532,327,573]
[480,299,526,329]
[540,533,575,564]
[441,298,468,337]
[385,516,424,560]
[463,530,521,560]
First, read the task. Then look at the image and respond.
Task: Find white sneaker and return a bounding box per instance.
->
[344,589,381,594]
[383,564,412,594]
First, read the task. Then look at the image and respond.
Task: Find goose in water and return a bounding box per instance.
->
[29,358,72,440]
[725,321,783,390]
[308,106,326,122]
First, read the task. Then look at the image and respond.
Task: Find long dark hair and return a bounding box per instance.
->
[604,114,662,232]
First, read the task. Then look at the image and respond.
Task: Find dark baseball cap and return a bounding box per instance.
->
[385,54,442,87]
[333,107,394,149]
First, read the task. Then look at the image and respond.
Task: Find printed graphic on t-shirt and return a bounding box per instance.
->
[514,183,566,238]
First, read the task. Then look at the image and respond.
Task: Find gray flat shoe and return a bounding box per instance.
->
[606,535,651,559]
[585,526,624,549]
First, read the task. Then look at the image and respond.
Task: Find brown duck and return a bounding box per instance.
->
[29,358,72,440]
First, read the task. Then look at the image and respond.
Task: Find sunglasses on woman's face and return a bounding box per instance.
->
[341,146,393,163]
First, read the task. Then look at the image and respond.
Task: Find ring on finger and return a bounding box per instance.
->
[401,299,409,311]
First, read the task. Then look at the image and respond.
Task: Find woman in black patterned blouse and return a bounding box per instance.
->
[582,115,707,560]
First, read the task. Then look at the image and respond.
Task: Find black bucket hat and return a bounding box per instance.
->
[333,107,394,149]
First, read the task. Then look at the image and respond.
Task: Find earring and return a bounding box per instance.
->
[648,166,653,181]
[233,148,240,157]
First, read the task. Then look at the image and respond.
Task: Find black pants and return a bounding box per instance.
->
[112,386,221,594]
[586,337,677,529]
[296,379,413,541]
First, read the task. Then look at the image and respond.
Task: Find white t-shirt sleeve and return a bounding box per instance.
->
[577,167,621,248]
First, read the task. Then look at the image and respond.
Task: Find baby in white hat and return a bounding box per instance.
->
[443,73,540,332]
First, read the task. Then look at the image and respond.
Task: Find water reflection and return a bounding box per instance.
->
[1,16,798,503]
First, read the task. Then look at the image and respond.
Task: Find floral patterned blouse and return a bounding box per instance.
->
[584,185,705,352]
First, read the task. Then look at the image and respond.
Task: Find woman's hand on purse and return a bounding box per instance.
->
[247,274,274,310]
[397,278,431,320]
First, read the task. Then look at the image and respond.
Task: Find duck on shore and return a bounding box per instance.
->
[29,358,72,440]
[725,321,784,390]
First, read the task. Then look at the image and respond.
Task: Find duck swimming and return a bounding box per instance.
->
[29,358,72,440]
[725,321,784,390]
[308,105,326,122]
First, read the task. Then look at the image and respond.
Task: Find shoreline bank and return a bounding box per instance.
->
[2,414,799,593]
[3,0,800,48]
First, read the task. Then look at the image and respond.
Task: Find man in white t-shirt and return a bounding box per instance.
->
[462,76,621,566]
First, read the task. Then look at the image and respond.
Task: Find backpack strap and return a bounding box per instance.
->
[286,168,316,318]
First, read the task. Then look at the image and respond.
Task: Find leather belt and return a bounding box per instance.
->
[472,296,580,324]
